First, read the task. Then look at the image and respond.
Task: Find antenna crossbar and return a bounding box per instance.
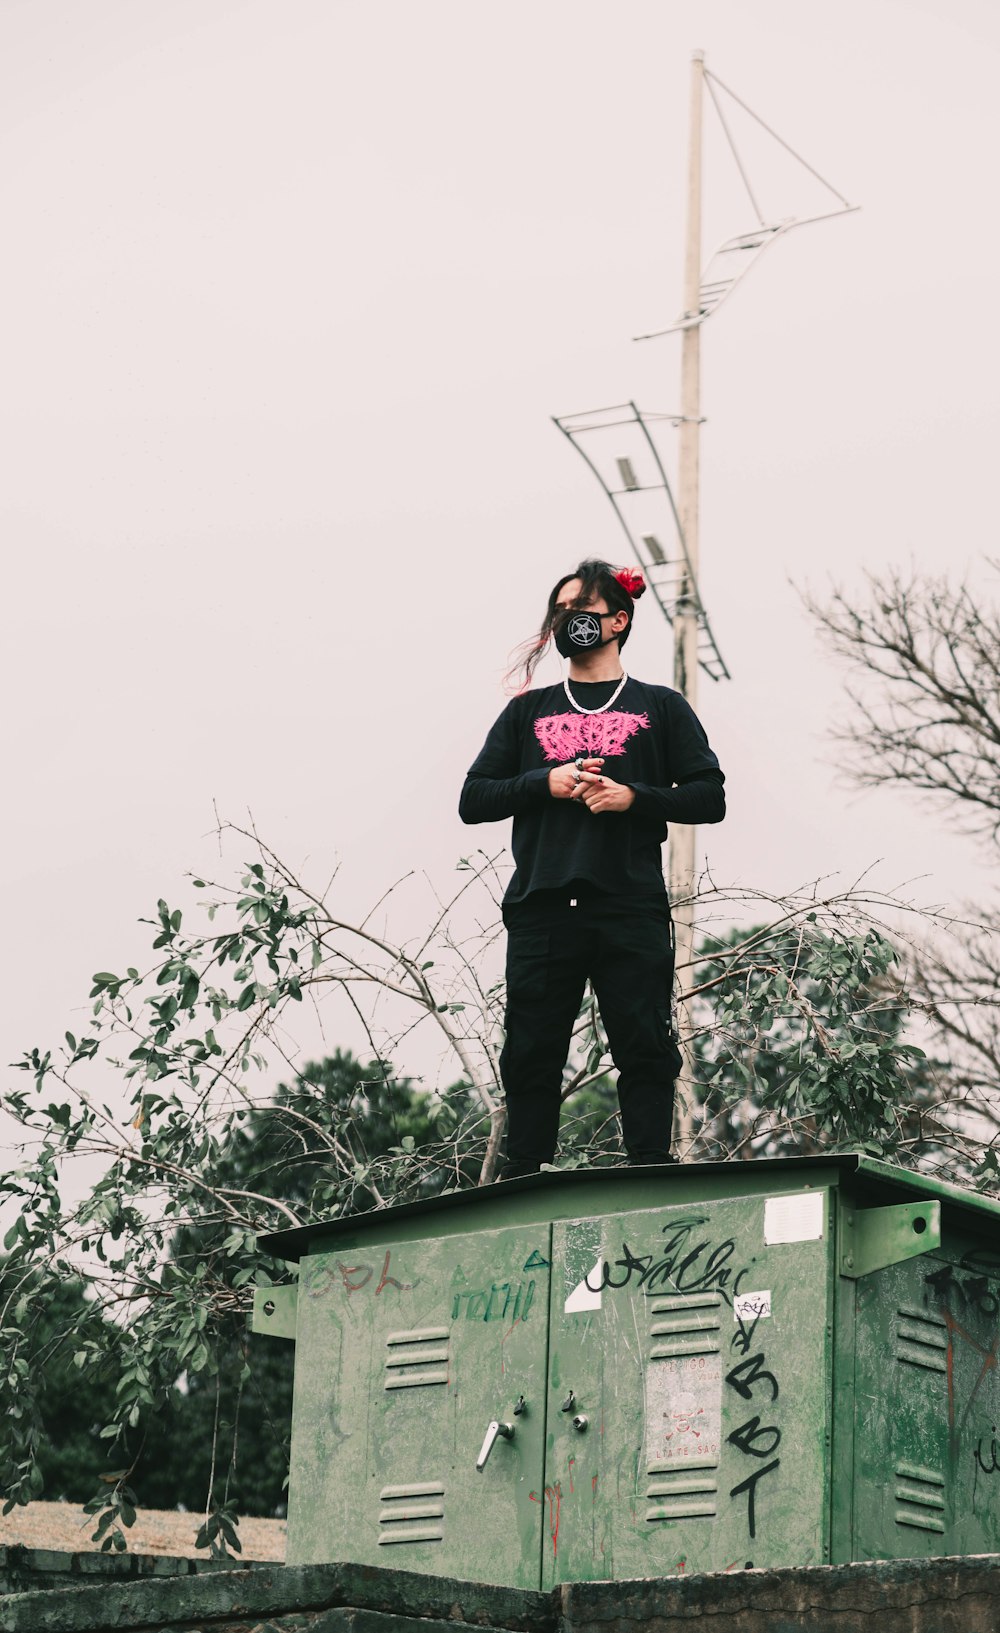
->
[633,66,858,342]
[634,205,858,340]
[552,402,731,683]
[704,67,853,210]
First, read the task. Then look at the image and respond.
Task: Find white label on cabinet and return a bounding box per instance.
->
[564,1259,603,1312]
[734,1289,772,1322]
[764,1191,824,1244]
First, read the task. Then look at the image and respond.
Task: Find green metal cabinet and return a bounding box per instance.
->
[254,1155,1000,1587]
[285,1221,549,1590]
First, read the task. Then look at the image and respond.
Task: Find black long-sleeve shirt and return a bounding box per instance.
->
[459,676,726,903]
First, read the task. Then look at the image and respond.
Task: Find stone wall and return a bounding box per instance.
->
[560,1554,1000,1633]
[0,1561,549,1633]
[0,1544,276,1596]
[3,1554,1000,1633]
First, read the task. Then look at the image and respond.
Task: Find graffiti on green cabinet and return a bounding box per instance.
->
[286,1223,552,1591]
[257,1155,1000,1588]
[543,1196,829,1587]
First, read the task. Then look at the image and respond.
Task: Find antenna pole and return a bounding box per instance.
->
[670,49,705,1155]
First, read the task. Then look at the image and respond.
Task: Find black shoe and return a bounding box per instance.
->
[498,1160,543,1182]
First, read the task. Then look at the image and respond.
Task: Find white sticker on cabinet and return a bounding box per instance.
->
[734,1290,772,1322]
[564,1259,603,1313]
[764,1191,824,1244]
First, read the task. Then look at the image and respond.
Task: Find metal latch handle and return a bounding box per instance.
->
[476,1419,514,1471]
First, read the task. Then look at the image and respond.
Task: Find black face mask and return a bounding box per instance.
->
[554,608,624,659]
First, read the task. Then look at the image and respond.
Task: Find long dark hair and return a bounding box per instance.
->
[505,558,638,691]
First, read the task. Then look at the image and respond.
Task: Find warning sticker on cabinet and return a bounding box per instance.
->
[645,1355,722,1468]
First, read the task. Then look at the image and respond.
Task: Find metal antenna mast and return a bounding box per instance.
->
[668,50,708,1157]
[554,51,857,1156]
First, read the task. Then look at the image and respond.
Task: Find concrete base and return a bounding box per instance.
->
[3,1555,1000,1633]
[0,1560,549,1633]
[560,1554,1000,1632]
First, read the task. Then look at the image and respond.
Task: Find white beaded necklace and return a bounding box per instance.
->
[563,671,629,715]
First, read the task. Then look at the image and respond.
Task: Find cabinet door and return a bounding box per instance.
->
[544,1195,832,1585]
[287,1223,551,1588]
[852,1248,1000,1562]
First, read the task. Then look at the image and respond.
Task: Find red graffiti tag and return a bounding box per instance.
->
[499,1315,526,1375]
[375,1250,411,1295]
[942,1308,1000,1433]
[306,1250,412,1298]
[529,1483,563,1557]
[338,1262,373,1293]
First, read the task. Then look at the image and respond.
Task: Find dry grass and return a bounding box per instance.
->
[0,1500,285,1561]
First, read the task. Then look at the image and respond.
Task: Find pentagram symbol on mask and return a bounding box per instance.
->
[567,612,601,647]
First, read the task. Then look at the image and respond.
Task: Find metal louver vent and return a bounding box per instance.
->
[384,1327,450,1390]
[894,1463,945,1533]
[648,1292,722,1359]
[644,1291,722,1519]
[896,1307,947,1374]
[378,1482,445,1546]
[645,1465,718,1523]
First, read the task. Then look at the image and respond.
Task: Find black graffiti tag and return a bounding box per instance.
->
[730,1459,781,1537]
[586,1216,747,1303]
[727,1415,781,1459]
[725,1342,781,1539]
[732,1313,760,1358]
[975,1429,1000,1476]
[726,1353,779,1404]
[926,1260,1000,1320]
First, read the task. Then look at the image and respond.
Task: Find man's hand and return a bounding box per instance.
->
[572,771,636,814]
[548,757,604,799]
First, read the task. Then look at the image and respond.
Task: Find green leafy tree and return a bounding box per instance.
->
[0,1263,112,1505]
[2,1051,481,1522]
[689,922,944,1164]
[131,1051,482,1518]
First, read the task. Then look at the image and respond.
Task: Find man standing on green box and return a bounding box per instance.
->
[460,558,726,1178]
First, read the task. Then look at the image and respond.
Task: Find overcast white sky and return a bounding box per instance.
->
[3,0,999,1103]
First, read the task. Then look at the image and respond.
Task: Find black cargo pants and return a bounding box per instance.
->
[499,885,679,1173]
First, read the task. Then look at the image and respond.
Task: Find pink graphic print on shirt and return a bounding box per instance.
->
[533,710,651,762]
